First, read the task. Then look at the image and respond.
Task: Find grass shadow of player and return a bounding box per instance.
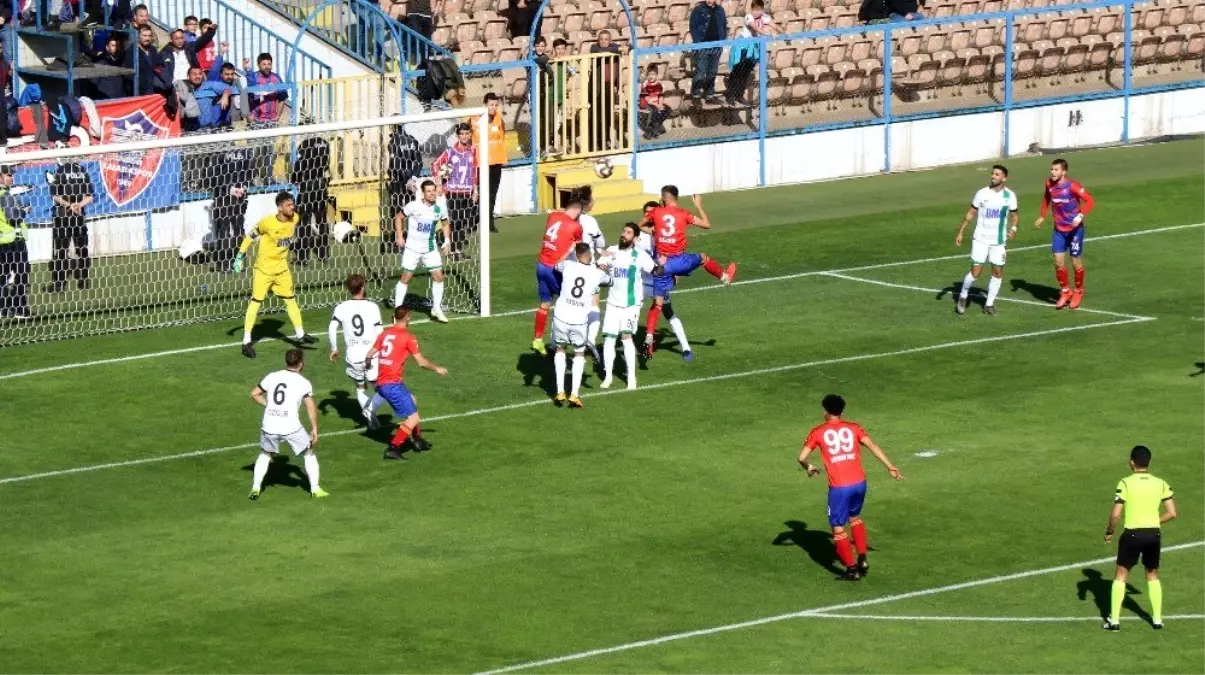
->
[240,455,308,493]
[516,351,557,397]
[1010,279,1061,304]
[651,331,717,357]
[225,318,317,349]
[1077,568,1153,623]
[772,520,848,576]
[318,390,365,426]
[934,282,983,309]
[1192,362,1204,377]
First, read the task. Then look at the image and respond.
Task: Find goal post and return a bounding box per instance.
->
[0,108,491,347]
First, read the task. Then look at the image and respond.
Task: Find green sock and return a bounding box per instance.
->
[1110,579,1126,623]
[1148,579,1163,623]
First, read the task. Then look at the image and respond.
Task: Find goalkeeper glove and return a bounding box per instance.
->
[233,252,245,274]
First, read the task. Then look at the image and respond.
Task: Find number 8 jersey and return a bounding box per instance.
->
[554,260,610,325]
[805,420,868,487]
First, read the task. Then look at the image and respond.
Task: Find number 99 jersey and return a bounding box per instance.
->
[805,420,868,488]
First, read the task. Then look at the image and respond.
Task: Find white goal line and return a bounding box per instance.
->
[1,221,1197,383]
[805,613,1205,622]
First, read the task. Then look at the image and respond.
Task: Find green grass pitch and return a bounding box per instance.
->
[1,139,1202,674]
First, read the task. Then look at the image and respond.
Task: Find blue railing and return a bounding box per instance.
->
[145,0,331,84]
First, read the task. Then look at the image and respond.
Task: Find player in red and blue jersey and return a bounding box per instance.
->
[1035,158,1095,310]
[532,198,585,355]
[799,394,904,581]
[363,306,448,460]
[638,186,737,361]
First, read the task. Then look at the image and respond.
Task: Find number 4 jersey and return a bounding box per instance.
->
[805,420,868,487]
[258,369,314,436]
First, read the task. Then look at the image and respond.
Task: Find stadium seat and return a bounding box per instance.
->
[455,20,481,46]
[772,45,799,70]
[562,12,586,34]
[1047,16,1069,41]
[1061,38,1090,80]
[1014,43,1039,86]
[667,3,691,24]
[1033,40,1064,81]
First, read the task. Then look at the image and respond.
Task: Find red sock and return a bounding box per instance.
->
[833,531,856,567]
[1055,267,1069,290]
[534,307,548,339]
[702,257,724,279]
[646,303,662,336]
[850,518,868,555]
[1074,266,1085,290]
[390,425,411,448]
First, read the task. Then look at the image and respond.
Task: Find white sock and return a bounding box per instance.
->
[369,392,386,413]
[669,317,690,353]
[355,388,369,410]
[252,452,271,490]
[959,272,976,299]
[303,452,320,493]
[554,351,567,394]
[294,326,305,339]
[394,280,409,308]
[431,280,445,313]
[986,276,1003,306]
[603,337,617,379]
[571,353,585,397]
[623,338,637,387]
[243,330,252,344]
[587,310,600,345]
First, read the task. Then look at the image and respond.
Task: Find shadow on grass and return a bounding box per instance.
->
[1010,278,1061,305]
[1077,568,1153,624]
[240,454,308,494]
[772,520,846,576]
[516,351,557,397]
[1192,362,1203,377]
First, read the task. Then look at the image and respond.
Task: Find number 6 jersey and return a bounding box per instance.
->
[805,419,869,487]
[258,369,314,435]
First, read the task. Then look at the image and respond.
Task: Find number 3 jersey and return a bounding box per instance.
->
[258,369,314,435]
[805,420,868,487]
[402,197,450,253]
[329,299,384,364]
[554,260,610,325]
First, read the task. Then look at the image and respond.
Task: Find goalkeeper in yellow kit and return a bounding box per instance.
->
[235,191,317,359]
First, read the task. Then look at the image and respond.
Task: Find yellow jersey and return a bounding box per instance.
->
[1114,472,1173,530]
[241,213,300,275]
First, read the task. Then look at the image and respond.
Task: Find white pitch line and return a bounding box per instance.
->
[1,222,1198,382]
[821,272,1154,321]
[474,541,1204,675]
[807,613,1205,623]
[0,314,1151,486]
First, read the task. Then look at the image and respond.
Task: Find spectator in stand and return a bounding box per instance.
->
[859,0,925,22]
[196,19,219,71]
[1,6,16,89]
[91,34,127,99]
[507,0,535,40]
[126,25,169,95]
[890,0,926,20]
[244,53,287,125]
[130,3,150,31]
[196,62,247,129]
[0,166,31,320]
[688,0,726,104]
[402,0,440,41]
[174,65,216,131]
[587,29,626,152]
[432,123,478,260]
[726,0,778,106]
[532,37,557,156]
[183,15,199,42]
[161,24,215,86]
[638,64,671,140]
[472,92,504,233]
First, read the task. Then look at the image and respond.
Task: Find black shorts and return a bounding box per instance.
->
[1116,528,1161,570]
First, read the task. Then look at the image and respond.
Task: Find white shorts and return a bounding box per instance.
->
[970,240,1007,267]
[260,428,311,455]
[602,304,639,337]
[401,247,443,272]
[552,316,588,349]
[344,357,379,386]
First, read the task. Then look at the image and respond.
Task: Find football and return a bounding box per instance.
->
[594,157,614,179]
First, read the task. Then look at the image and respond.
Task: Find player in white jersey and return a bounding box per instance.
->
[597,222,662,390]
[576,186,607,360]
[328,273,385,428]
[638,200,693,360]
[394,180,453,322]
[248,349,325,500]
[955,164,1019,316]
[552,242,611,407]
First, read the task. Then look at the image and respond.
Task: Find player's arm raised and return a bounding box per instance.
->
[797,442,821,477]
[303,392,319,446]
[955,205,976,247]
[412,351,449,376]
[691,194,712,229]
[861,435,903,480]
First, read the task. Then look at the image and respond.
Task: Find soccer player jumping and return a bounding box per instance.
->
[799,395,903,581]
[1035,158,1095,310]
[640,186,737,361]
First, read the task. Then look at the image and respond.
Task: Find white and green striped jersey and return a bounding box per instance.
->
[402,196,449,253]
[601,244,656,308]
[971,186,1019,245]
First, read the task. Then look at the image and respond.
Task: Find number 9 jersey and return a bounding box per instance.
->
[805,420,868,488]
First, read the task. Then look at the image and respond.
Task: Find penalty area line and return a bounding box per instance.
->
[0,315,1149,486]
[805,613,1205,623]
[473,541,1204,674]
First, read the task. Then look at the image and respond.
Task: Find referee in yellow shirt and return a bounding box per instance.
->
[234,191,317,359]
[1103,445,1177,631]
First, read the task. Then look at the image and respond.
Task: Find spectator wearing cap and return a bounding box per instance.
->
[0,165,31,319]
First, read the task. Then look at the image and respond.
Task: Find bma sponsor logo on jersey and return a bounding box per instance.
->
[99,109,169,206]
[983,206,1003,220]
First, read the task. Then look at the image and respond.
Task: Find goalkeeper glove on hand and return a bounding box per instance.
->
[233,252,245,274]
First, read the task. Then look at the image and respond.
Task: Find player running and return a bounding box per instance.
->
[551,242,611,407]
[532,197,585,356]
[954,164,1019,316]
[235,191,317,358]
[640,186,736,361]
[576,186,607,360]
[393,179,453,323]
[248,349,325,500]
[798,394,903,581]
[1035,158,1095,310]
[328,274,385,428]
[638,200,692,361]
[597,223,663,390]
[363,306,448,460]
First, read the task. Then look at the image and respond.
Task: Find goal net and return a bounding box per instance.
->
[0,109,491,347]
